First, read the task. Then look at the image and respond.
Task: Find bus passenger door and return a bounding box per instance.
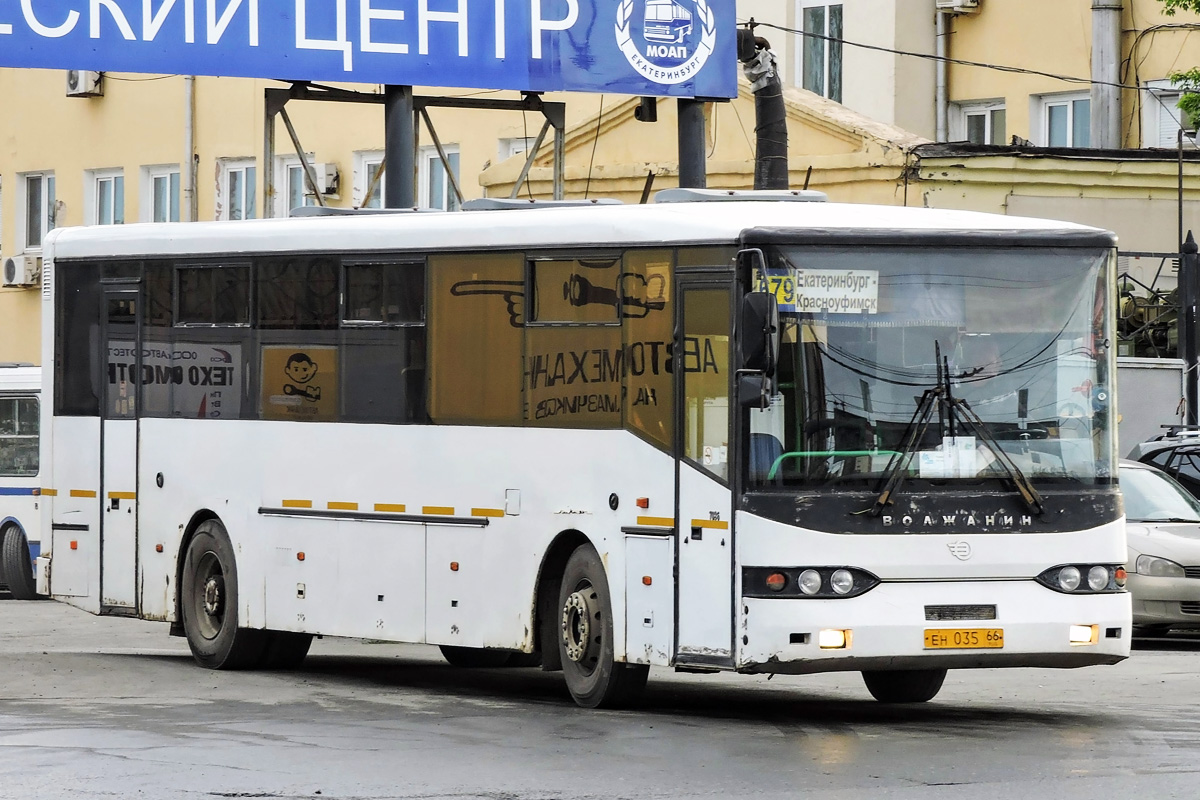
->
[100,286,140,612]
[674,283,734,667]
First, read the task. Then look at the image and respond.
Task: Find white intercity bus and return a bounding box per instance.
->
[0,363,43,600]
[37,190,1130,707]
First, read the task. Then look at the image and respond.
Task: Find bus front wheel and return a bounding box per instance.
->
[1,524,37,601]
[557,544,648,708]
[181,519,268,669]
[861,669,947,703]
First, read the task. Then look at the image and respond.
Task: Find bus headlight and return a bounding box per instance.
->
[798,569,822,595]
[1036,564,1123,594]
[742,566,879,599]
[1058,566,1081,592]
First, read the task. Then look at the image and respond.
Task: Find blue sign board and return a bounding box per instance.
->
[0,0,736,97]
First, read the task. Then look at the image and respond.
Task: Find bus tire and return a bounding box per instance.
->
[259,631,313,670]
[1,524,38,601]
[181,519,268,670]
[439,645,514,668]
[861,669,947,703]
[557,544,649,709]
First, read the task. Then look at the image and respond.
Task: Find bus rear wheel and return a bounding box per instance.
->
[862,669,947,703]
[181,519,268,669]
[557,544,648,708]
[1,524,37,600]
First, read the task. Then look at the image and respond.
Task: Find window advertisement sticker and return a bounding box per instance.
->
[261,345,338,422]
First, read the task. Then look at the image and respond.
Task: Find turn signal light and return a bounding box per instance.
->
[1114,567,1127,588]
[450,562,460,572]
[765,572,787,592]
[297,552,305,561]
[636,497,650,509]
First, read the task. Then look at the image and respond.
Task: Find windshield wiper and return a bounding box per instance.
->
[871,343,1044,517]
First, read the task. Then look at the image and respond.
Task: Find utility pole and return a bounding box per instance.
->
[1182,231,1199,426]
[384,85,416,208]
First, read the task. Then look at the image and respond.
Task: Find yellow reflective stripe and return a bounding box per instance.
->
[691,519,729,530]
[636,516,675,528]
[40,488,58,496]
[374,503,407,513]
[423,506,455,516]
[69,489,97,498]
[471,508,504,518]
[108,491,136,500]
[282,499,312,509]
[327,501,358,511]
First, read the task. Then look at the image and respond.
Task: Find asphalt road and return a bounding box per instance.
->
[1,593,1198,800]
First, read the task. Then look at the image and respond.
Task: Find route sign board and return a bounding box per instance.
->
[0,0,736,97]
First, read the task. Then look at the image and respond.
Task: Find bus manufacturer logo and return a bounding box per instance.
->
[947,542,972,561]
[615,0,717,86]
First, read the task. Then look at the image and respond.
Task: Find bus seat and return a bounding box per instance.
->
[749,433,784,483]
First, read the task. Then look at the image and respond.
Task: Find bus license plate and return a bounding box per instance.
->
[923,628,1004,649]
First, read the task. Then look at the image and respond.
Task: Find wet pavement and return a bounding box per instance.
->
[1,593,1198,799]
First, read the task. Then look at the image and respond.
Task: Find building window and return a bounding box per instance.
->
[1041,93,1091,147]
[796,1,842,102]
[142,165,181,223]
[217,159,257,221]
[275,156,318,217]
[87,169,125,226]
[1143,80,1195,147]
[20,172,56,251]
[419,146,461,211]
[955,102,1006,145]
[498,137,535,160]
[354,151,385,209]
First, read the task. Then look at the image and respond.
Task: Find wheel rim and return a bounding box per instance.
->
[561,580,602,673]
[193,550,226,641]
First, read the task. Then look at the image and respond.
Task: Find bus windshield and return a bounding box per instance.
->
[744,245,1115,490]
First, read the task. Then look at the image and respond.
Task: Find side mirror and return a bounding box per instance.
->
[739,291,779,377]
[738,373,773,408]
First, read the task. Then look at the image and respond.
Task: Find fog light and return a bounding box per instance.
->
[799,569,822,595]
[765,572,787,592]
[1087,565,1110,592]
[830,569,854,595]
[1069,624,1098,645]
[1058,566,1081,592]
[818,629,849,649]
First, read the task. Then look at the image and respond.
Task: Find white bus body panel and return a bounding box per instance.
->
[48,416,101,606]
[101,418,138,609]
[133,419,677,659]
[735,512,1130,670]
[676,463,732,661]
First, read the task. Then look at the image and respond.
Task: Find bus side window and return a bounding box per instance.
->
[428,252,525,425]
[55,261,103,417]
[623,249,674,448]
[340,261,427,424]
[0,397,39,476]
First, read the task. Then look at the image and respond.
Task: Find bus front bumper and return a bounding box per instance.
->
[736,579,1131,674]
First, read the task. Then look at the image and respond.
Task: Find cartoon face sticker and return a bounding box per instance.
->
[285,353,318,384]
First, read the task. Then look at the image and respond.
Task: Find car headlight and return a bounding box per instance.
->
[1135,555,1186,578]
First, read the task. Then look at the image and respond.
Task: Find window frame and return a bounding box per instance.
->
[418,144,461,211]
[1142,79,1195,148]
[794,0,843,103]
[86,168,126,226]
[342,259,426,327]
[216,158,257,221]
[18,171,56,252]
[1040,92,1091,148]
[275,154,319,217]
[353,150,386,209]
[953,100,1007,145]
[141,164,181,223]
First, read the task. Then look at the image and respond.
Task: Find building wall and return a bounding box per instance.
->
[946,0,1200,147]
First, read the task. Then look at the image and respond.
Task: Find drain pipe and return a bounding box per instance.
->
[935,11,948,142]
[183,75,196,221]
[1091,1,1122,148]
[738,27,788,189]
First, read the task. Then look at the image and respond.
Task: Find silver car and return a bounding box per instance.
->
[1123,460,1200,635]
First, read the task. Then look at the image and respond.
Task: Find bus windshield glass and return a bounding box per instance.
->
[744,245,1115,489]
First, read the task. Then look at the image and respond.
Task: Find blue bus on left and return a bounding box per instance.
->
[0,365,42,600]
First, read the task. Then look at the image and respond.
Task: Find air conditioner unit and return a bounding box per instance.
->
[311,163,340,195]
[66,70,103,97]
[936,0,981,13]
[3,255,41,288]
